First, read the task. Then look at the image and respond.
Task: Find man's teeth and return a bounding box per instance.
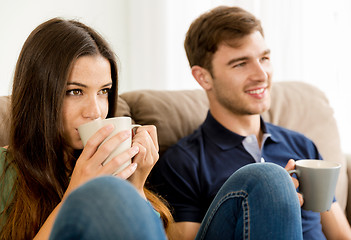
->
[248,88,265,94]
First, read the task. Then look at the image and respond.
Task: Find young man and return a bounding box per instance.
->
[149,6,351,240]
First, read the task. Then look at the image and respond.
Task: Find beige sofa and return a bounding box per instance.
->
[0,81,350,222]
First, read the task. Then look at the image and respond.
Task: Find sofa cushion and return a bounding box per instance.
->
[119,90,209,156]
[115,96,131,118]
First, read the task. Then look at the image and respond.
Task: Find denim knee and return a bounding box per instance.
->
[229,163,293,189]
[50,176,167,240]
[196,163,302,240]
[220,163,300,210]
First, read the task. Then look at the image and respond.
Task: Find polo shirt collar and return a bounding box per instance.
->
[201,111,279,150]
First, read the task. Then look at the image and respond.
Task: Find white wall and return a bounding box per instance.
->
[0,0,128,96]
[0,0,350,154]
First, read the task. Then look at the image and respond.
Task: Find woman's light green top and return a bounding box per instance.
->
[0,147,16,230]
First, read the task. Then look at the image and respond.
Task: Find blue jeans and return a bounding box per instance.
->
[49,177,167,240]
[196,163,303,240]
[50,163,302,239]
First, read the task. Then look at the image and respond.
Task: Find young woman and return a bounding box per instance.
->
[0,18,172,239]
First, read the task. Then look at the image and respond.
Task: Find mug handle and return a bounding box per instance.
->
[131,124,141,135]
[288,169,302,178]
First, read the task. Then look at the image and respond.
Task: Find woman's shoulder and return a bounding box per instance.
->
[0,146,15,177]
[0,146,9,161]
[0,147,7,160]
[0,145,16,188]
[0,146,16,227]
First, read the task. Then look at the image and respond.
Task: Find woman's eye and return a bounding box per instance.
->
[98,88,111,95]
[66,89,82,96]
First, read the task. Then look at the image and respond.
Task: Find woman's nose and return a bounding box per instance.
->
[82,97,101,120]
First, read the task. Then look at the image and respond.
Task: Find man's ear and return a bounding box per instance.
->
[191,65,212,90]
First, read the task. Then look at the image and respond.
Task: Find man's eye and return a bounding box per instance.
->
[98,88,111,95]
[66,89,82,96]
[261,56,270,62]
[234,62,246,68]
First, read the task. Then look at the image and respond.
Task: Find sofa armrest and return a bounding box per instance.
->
[346,153,351,167]
[346,153,351,223]
[347,153,351,169]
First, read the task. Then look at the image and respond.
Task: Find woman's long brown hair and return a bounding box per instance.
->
[0,18,173,239]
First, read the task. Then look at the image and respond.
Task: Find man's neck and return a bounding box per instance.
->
[210,108,263,144]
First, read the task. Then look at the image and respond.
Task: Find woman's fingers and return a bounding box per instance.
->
[75,124,159,184]
[76,127,135,178]
[132,129,159,164]
[131,142,149,165]
[79,124,115,160]
[102,145,139,175]
[89,129,131,166]
[135,125,159,152]
[116,163,138,179]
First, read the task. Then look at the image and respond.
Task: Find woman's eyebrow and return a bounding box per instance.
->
[67,82,87,88]
[67,82,112,88]
[102,82,113,88]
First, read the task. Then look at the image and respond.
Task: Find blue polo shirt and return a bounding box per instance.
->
[149,111,327,239]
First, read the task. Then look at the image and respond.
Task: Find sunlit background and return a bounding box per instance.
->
[0,0,350,153]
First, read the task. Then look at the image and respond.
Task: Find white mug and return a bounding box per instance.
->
[78,117,140,174]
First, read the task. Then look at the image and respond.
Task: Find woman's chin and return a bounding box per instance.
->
[71,141,84,150]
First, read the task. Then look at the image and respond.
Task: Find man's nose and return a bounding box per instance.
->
[251,61,269,81]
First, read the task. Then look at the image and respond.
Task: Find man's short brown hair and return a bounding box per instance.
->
[184,6,263,74]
